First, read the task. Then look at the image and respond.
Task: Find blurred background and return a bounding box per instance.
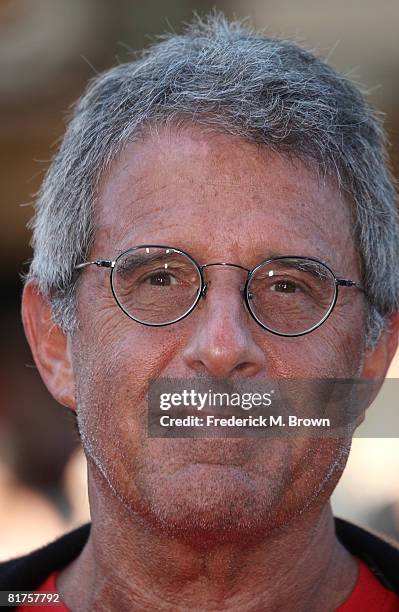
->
[1,0,398,561]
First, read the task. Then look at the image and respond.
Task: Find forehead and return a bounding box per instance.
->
[93,124,358,271]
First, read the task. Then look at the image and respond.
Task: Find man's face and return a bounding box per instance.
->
[72,125,367,542]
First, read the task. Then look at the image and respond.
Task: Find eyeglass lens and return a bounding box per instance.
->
[112,247,202,325]
[247,258,336,334]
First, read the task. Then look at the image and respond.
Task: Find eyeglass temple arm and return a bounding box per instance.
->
[75,260,114,269]
[336,278,365,292]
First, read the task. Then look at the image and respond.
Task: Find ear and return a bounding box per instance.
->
[21,281,76,411]
[360,312,399,380]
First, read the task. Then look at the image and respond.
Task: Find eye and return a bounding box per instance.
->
[145,271,177,286]
[271,279,300,293]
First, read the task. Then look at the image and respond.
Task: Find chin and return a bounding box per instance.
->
[133,463,290,546]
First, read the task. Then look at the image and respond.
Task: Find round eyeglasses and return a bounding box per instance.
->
[75,245,365,337]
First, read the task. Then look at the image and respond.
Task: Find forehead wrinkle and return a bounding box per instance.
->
[93,132,357,274]
[96,195,169,245]
[123,182,172,208]
[98,193,352,267]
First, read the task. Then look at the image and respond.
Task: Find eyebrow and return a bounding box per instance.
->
[251,250,336,272]
[117,251,170,267]
[114,247,335,278]
[116,246,333,263]
[265,258,332,280]
[116,249,194,273]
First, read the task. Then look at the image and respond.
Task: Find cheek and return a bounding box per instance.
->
[269,305,366,379]
[70,319,185,512]
[317,303,367,375]
[73,321,185,416]
[76,290,187,383]
[70,308,189,460]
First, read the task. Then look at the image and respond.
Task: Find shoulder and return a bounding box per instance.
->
[0,523,90,591]
[335,517,399,594]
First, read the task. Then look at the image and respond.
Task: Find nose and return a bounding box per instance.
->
[181,269,267,377]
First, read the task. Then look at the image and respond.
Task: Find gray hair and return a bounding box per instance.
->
[27,12,399,345]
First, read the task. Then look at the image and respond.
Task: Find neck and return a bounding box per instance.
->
[58,467,357,612]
